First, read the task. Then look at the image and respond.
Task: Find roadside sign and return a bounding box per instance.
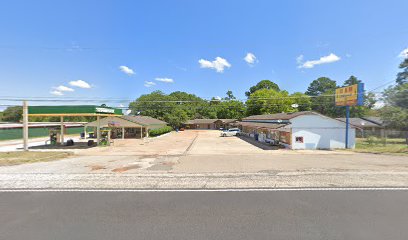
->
[335,83,364,149]
[335,83,364,106]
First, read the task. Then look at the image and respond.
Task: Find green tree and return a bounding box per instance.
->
[129,90,175,120]
[215,91,245,119]
[245,80,280,97]
[246,89,297,115]
[164,108,188,128]
[305,77,338,116]
[195,105,218,119]
[396,58,408,85]
[290,92,312,111]
[225,90,236,100]
[342,75,362,86]
[2,106,22,122]
[380,83,408,143]
[129,90,221,126]
[305,77,337,96]
[311,89,340,117]
[168,91,206,119]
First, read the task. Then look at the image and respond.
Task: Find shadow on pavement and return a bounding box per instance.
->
[236,135,282,151]
[28,142,96,150]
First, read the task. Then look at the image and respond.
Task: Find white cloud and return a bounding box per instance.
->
[50,90,64,96]
[55,85,74,92]
[144,81,156,87]
[118,104,124,108]
[155,77,174,83]
[298,53,341,69]
[214,96,222,100]
[119,65,135,75]
[198,57,231,73]
[244,53,258,65]
[296,55,304,64]
[398,48,408,58]
[69,80,91,89]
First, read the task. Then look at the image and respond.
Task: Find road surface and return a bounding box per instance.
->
[1,189,407,239]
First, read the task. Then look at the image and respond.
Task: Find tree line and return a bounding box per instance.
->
[1,58,407,132]
[127,75,375,128]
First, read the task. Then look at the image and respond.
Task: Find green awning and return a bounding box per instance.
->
[28,105,123,116]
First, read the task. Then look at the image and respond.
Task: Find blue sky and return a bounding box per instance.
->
[0,0,407,107]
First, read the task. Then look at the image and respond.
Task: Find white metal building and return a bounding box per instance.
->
[239,111,356,149]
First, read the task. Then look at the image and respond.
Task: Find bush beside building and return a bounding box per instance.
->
[149,126,173,137]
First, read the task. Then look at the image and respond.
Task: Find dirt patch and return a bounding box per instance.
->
[87,165,106,171]
[112,164,141,173]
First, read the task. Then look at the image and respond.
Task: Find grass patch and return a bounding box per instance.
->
[354,138,408,155]
[0,151,72,166]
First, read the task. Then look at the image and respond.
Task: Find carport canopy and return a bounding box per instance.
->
[85,116,144,139]
[23,104,122,150]
[28,105,123,117]
[84,116,168,139]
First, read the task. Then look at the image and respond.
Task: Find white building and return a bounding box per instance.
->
[239,111,356,149]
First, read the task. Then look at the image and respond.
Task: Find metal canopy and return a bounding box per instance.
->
[28,105,123,117]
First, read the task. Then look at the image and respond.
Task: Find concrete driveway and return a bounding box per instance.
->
[0,130,407,175]
[173,130,408,173]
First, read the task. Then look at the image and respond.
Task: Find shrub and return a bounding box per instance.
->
[149,126,173,137]
[366,136,376,145]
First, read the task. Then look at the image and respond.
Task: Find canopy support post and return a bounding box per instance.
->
[60,116,64,145]
[140,126,143,139]
[97,116,101,145]
[23,101,29,151]
[122,127,125,139]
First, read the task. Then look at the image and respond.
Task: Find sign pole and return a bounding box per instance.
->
[345,105,350,149]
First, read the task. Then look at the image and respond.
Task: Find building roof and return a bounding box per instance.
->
[336,118,384,128]
[242,111,316,121]
[238,121,288,129]
[185,119,237,124]
[120,116,167,126]
[243,111,360,129]
[362,117,384,126]
[85,116,167,129]
[185,119,218,124]
[218,119,237,123]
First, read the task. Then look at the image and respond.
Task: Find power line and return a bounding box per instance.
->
[0,91,394,103]
[0,80,404,105]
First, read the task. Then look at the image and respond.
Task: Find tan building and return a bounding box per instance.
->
[184,119,237,130]
[85,116,167,139]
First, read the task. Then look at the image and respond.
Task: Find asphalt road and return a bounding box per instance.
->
[1,190,408,240]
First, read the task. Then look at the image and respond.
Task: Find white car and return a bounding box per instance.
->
[220,128,241,137]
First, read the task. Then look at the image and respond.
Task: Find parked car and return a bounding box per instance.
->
[220,128,241,137]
